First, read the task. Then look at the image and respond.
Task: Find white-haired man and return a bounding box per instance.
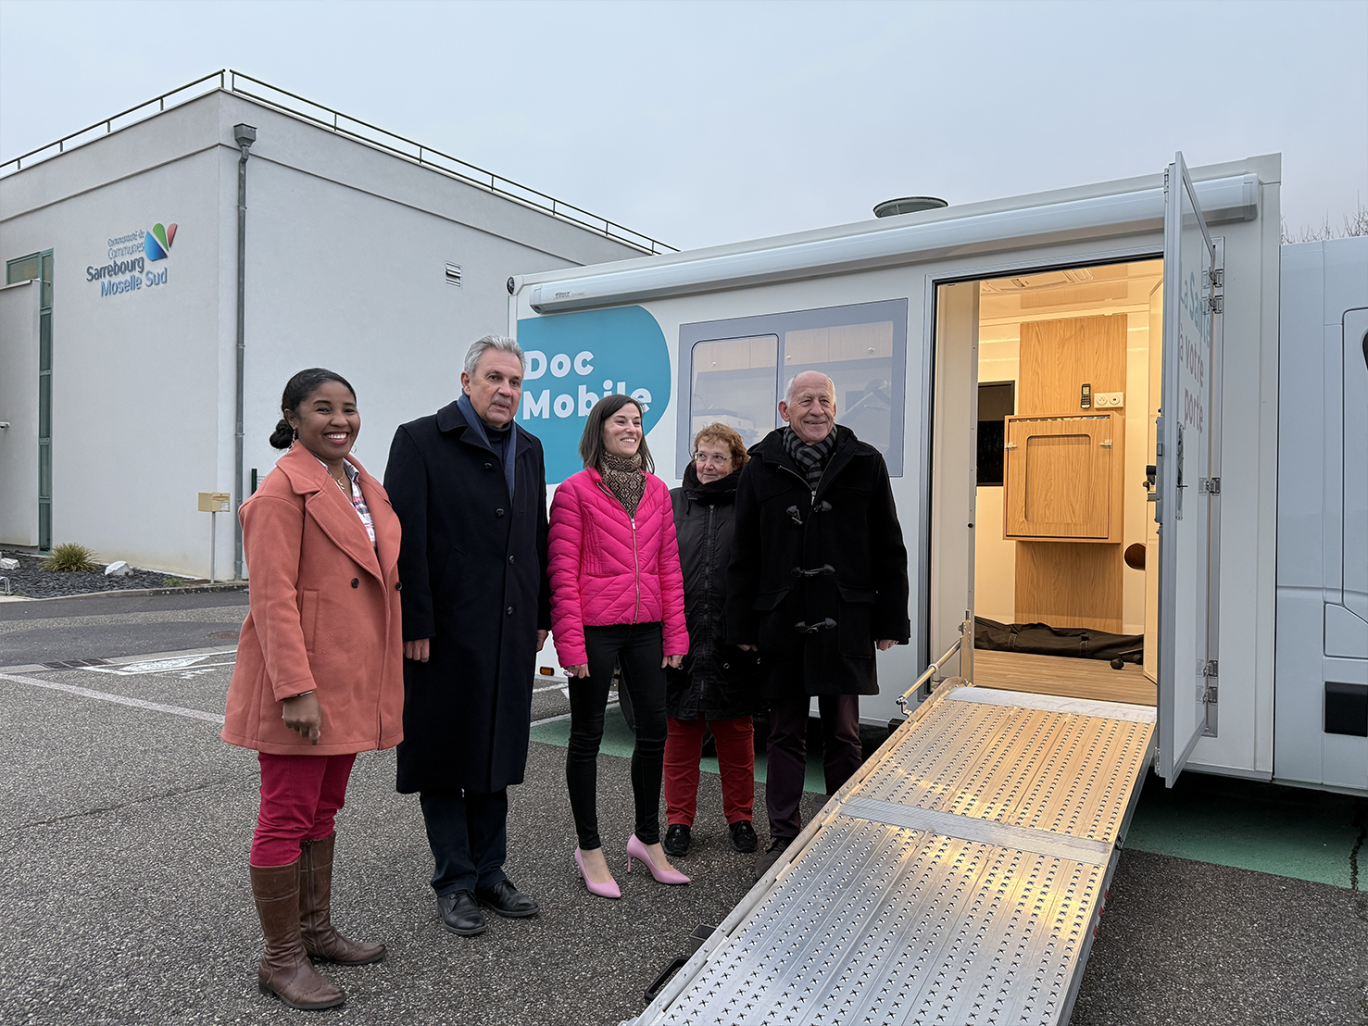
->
[725,370,910,880]
[385,336,550,936]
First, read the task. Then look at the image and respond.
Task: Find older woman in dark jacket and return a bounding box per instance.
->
[663,424,765,856]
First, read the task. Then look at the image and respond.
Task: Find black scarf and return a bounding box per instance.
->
[782,426,836,490]
[682,461,741,503]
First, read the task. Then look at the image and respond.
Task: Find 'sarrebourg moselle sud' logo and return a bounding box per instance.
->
[86,222,176,297]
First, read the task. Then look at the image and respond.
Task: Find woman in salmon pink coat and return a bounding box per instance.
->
[222,368,404,1011]
[549,394,690,898]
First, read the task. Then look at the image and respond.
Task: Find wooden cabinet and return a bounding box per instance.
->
[1003,412,1122,542]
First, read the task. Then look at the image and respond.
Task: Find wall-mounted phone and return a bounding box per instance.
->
[1080,383,1092,409]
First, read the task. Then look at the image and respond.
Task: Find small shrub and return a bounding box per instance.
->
[161,576,187,588]
[44,543,100,573]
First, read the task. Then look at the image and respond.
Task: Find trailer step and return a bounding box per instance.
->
[630,685,1155,1026]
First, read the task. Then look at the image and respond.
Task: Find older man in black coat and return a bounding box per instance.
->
[726,370,909,880]
[384,335,550,937]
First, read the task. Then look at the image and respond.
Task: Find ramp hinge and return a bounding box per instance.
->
[1201,477,1221,494]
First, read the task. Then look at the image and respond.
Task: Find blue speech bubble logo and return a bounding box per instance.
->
[516,306,671,483]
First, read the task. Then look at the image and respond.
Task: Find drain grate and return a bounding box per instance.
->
[41,658,112,669]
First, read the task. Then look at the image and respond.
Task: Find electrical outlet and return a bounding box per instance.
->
[1095,392,1124,408]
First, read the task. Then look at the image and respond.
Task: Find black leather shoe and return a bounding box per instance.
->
[475,879,539,918]
[436,890,486,936]
[753,837,792,882]
[662,823,691,857]
[729,820,758,853]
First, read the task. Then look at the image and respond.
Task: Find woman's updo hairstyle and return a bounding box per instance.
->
[269,368,357,449]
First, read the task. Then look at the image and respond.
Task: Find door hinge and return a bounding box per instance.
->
[1202,659,1218,679]
[1100,439,1114,449]
[1204,266,1224,314]
[1003,442,1018,450]
[1200,477,1221,494]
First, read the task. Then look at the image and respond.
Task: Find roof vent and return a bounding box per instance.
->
[873,196,947,218]
[445,262,462,287]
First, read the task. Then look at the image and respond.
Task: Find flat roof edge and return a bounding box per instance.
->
[1,70,673,257]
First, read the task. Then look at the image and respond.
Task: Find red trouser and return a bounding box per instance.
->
[663,715,755,827]
[251,752,356,866]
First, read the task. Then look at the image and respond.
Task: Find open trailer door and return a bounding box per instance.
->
[1156,152,1222,784]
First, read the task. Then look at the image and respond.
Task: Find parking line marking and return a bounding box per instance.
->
[0,672,225,724]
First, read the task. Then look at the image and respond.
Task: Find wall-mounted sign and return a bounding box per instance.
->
[86,222,177,298]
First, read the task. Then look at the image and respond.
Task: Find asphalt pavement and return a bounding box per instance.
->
[0,593,1364,1025]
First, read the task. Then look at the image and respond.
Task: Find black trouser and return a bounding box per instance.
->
[766,692,862,841]
[418,789,508,897]
[566,622,667,850]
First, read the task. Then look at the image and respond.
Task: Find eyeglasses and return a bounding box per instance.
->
[693,452,732,467]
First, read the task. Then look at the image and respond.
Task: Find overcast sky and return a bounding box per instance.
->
[2,0,1364,251]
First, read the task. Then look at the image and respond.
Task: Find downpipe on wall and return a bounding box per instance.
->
[233,123,256,581]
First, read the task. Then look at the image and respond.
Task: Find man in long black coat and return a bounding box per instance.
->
[726,370,909,880]
[384,335,550,937]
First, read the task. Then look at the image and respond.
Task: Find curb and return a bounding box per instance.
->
[2,582,249,603]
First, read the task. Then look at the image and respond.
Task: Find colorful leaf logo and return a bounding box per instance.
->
[144,222,177,261]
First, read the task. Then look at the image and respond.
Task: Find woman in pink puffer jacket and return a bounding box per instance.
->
[549,394,690,898]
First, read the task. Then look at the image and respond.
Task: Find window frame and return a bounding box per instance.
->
[676,298,909,478]
[6,250,53,550]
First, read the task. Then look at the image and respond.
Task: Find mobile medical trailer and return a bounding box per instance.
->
[508,152,1366,1025]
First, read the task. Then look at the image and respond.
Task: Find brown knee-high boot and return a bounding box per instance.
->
[251,861,346,1010]
[299,835,386,965]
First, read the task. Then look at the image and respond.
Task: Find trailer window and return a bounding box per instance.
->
[688,334,778,451]
[677,299,907,477]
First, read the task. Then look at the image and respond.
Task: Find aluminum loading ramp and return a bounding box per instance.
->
[627,684,1155,1026]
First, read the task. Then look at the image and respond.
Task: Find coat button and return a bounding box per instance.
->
[508,554,515,564]
[506,606,514,615]
[351,578,359,588]
[485,463,493,471]
[495,508,505,517]
[395,581,402,591]
[722,662,730,670]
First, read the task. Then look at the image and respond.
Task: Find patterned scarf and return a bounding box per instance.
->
[783,426,837,491]
[600,451,646,517]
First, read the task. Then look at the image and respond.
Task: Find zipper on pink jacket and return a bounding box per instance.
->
[631,514,641,624]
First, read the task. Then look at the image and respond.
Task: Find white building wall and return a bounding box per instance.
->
[0,147,225,569]
[0,89,647,576]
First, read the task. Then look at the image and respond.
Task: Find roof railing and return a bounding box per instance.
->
[0,69,675,256]
[0,70,228,174]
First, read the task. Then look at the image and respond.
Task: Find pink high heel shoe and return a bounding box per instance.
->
[574,847,621,899]
[626,834,691,885]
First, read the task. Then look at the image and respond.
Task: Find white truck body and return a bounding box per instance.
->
[511,152,1367,796]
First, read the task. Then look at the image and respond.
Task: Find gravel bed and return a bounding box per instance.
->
[0,552,199,599]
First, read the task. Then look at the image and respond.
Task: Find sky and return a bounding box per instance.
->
[1,0,1364,251]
